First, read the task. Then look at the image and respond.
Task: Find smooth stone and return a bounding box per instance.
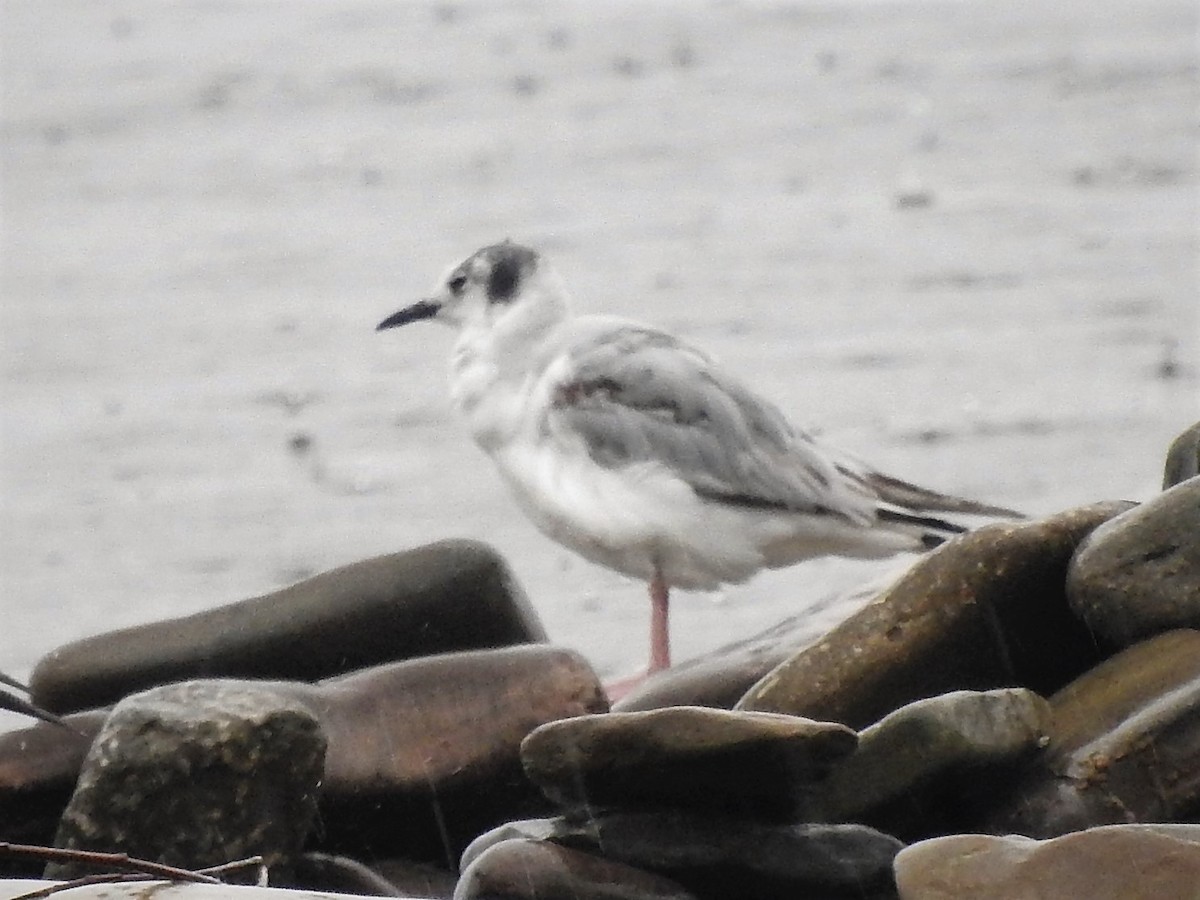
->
[1163,420,1200,488]
[521,706,857,820]
[1067,479,1200,647]
[738,501,1133,728]
[547,811,904,900]
[0,710,105,866]
[46,681,326,879]
[894,825,1200,900]
[289,853,405,897]
[455,839,698,900]
[460,818,558,872]
[2,645,607,868]
[806,688,1052,837]
[31,540,545,714]
[614,580,882,712]
[980,632,1200,836]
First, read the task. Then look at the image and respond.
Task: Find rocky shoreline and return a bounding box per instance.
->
[1,422,1197,899]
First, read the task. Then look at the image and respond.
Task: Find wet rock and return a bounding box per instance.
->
[31,540,545,714]
[981,631,1200,835]
[311,645,608,862]
[1067,479,1200,647]
[5,645,606,869]
[546,811,903,900]
[0,710,104,866]
[47,681,326,879]
[738,502,1132,728]
[806,688,1051,838]
[456,839,697,900]
[894,824,1200,900]
[614,580,880,712]
[1162,421,1200,488]
[521,706,856,820]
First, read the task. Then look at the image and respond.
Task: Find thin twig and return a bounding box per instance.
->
[0,844,222,884]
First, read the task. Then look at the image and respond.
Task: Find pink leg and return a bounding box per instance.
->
[648,570,671,674]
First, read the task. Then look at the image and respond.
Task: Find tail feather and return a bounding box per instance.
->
[855,469,1025,519]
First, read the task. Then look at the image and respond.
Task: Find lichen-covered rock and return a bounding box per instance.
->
[894,824,1200,900]
[520,706,856,820]
[31,540,544,714]
[738,502,1132,727]
[1067,478,1200,647]
[46,681,326,879]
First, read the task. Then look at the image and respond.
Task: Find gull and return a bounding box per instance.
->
[377,241,1020,694]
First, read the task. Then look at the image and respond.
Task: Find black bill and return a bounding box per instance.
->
[377,299,441,331]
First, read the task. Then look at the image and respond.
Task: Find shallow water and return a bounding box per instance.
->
[1,0,1196,727]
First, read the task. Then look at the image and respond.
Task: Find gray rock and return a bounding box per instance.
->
[981,630,1200,836]
[1163,421,1200,488]
[520,706,857,820]
[806,688,1051,836]
[31,540,545,714]
[739,502,1132,728]
[47,681,326,879]
[894,824,1200,900]
[1067,479,1200,647]
[289,853,405,897]
[456,839,697,900]
[547,811,903,900]
[460,818,559,872]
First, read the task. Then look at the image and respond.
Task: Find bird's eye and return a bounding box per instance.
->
[448,273,467,295]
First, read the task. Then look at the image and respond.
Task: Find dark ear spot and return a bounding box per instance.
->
[486,254,523,303]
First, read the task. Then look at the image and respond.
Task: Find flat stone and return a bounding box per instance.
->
[31,540,545,714]
[456,839,697,900]
[806,688,1051,836]
[1067,479,1200,647]
[546,811,904,900]
[614,580,881,712]
[520,706,857,820]
[1163,420,1200,488]
[894,825,1200,900]
[981,632,1200,836]
[47,681,326,879]
[739,502,1131,728]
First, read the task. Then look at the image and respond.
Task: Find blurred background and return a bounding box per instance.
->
[1,0,1196,706]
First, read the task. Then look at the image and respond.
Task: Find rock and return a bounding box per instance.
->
[0,710,105,868]
[456,839,697,900]
[546,811,904,900]
[31,540,545,714]
[0,883,421,900]
[980,631,1200,836]
[806,688,1052,838]
[47,681,326,879]
[460,818,559,872]
[312,645,608,862]
[614,580,881,712]
[5,645,606,869]
[738,502,1133,728]
[289,853,404,897]
[1067,479,1200,647]
[520,706,856,820]
[894,824,1200,900]
[1163,421,1200,488]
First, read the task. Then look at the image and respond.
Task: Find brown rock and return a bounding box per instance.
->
[1067,479,1200,647]
[521,706,857,820]
[738,501,1133,728]
[31,540,545,714]
[1163,421,1200,488]
[894,825,1200,900]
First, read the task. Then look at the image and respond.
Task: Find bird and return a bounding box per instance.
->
[377,241,1021,696]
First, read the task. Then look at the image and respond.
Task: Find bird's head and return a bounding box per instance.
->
[377,241,569,343]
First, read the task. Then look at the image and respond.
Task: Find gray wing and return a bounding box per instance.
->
[540,324,875,523]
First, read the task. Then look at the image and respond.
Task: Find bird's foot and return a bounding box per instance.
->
[603,668,650,705]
